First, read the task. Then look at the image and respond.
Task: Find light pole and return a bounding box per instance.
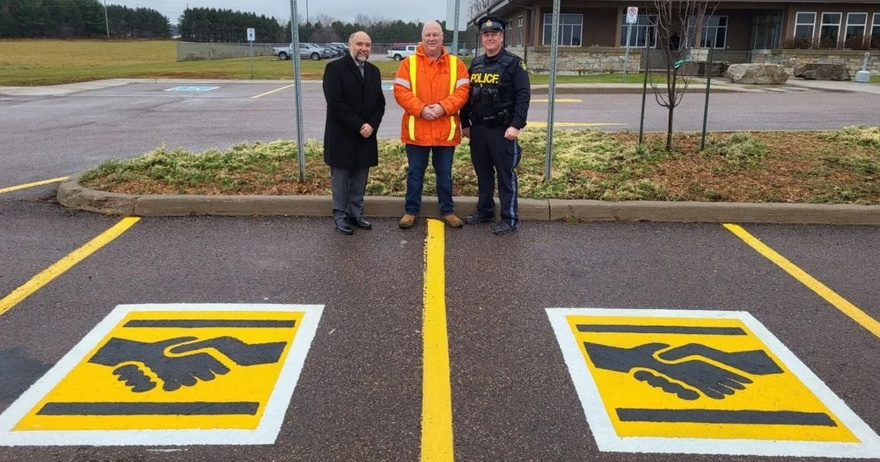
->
[102,0,110,39]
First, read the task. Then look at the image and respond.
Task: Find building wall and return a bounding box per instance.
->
[752,49,879,74]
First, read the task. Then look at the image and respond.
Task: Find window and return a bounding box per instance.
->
[820,12,841,47]
[688,15,728,48]
[619,14,657,48]
[794,12,815,40]
[515,15,523,46]
[543,14,583,46]
[846,13,867,39]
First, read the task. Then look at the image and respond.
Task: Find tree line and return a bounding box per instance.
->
[1,1,472,45]
[0,0,170,38]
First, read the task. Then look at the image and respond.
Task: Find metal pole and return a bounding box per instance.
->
[103,0,110,39]
[543,0,561,183]
[452,0,460,56]
[289,0,306,182]
[250,41,254,79]
[623,23,632,82]
[700,50,712,151]
[639,52,648,145]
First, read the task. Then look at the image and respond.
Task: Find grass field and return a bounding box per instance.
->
[7,40,874,86]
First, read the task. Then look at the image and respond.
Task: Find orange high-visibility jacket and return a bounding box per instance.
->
[393,44,470,146]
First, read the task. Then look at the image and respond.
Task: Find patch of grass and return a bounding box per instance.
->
[702,132,769,170]
[80,127,880,205]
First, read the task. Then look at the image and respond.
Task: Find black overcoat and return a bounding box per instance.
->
[322,56,385,169]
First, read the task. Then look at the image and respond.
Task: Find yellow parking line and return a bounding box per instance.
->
[252,84,295,99]
[0,177,68,194]
[724,223,880,339]
[421,219,454,462]
[0,217,140,316]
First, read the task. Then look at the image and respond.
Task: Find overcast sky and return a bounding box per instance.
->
[110,0,454,25]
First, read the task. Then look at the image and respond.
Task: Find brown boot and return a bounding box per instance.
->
[442,214,463,228]
[399,214,416,229]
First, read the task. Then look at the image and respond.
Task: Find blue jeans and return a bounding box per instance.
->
[404,144,455,216]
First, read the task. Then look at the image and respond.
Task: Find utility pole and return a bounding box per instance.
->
[103,0,110,39]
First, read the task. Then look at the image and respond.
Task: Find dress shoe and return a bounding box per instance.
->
[465,212,494,225]
[492,221,517,235]
[399,213,416,229]
[347,217,372,230]
[334,219,354,235]
[442,214,463,228]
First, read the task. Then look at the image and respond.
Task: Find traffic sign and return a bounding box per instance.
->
[626,6,639,24]
[547,308,880,458]
[0,304,323,446]
[247,28,255,42]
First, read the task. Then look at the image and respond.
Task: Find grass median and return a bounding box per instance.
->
[81,126,880,204]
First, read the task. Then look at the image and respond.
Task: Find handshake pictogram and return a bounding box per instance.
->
[584,342,784,400]
[89,336,287,392]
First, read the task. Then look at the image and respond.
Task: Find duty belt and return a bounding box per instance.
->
[473,109,511,126]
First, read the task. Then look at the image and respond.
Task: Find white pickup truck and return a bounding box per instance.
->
[387,44,417,61]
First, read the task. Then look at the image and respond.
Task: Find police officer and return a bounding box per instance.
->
[461,16,530,235]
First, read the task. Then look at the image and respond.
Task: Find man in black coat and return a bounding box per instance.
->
[322,31,386,235]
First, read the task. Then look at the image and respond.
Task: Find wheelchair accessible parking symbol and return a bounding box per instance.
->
[546,308,880,458]
[0,303,323,446]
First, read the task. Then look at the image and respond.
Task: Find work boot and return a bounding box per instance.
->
[399,214,416,229]
[492,221,517,235]
[464,212,494,225]
[442,214,463,228]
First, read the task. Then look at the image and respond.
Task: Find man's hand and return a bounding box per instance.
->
[504,127,520,140]
[420,105,437,121]
[359,123,373,138]
[462,127,470,138]
[428,103,446,118]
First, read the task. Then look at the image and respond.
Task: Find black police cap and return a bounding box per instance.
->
[478,16,505,32]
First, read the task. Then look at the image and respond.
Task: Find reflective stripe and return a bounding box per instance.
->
[446,56,458,141]
[409,56,418,141]
[448,56,457,94]
[455,78,469,88]
[394,77,411,89]
[409,55,418,95]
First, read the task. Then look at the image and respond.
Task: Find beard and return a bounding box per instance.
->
[353,50,369,62]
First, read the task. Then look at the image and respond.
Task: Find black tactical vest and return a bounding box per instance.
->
[469,52,514,119]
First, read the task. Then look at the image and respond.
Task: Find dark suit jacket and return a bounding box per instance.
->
[322,56,385,169]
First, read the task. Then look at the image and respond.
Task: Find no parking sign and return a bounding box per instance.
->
[626,6,638,24]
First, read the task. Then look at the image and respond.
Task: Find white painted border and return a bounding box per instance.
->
[546,308,880,458]
[0,303,324,446]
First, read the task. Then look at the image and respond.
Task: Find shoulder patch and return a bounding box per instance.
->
[519,60,527,71]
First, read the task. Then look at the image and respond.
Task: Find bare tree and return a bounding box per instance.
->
[648,0,716,150]
[469,0,494,21]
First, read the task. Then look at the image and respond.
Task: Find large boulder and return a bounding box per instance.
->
[793,63,851,81]
[725,64,789,84]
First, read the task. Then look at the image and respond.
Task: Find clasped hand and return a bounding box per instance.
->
[420,103,446,121]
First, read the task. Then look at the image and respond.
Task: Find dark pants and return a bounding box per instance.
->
[469,124,521,225]
[404,144,455,216]
[330,166,369,220]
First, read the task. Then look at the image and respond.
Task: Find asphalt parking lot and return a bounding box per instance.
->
[1,189,879,461]
[1,80,879,460]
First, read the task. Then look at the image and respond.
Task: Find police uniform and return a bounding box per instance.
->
[461,16,530,235]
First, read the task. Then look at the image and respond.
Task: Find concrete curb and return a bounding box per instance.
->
[57,173,880,225]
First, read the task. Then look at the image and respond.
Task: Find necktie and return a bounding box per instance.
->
[358,64,364,77]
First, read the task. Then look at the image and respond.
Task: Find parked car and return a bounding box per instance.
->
[272,43,332,61]
[387,44,418,61]
[319,43,346,58]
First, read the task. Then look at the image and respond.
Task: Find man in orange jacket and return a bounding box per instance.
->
[393,20,470,229]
